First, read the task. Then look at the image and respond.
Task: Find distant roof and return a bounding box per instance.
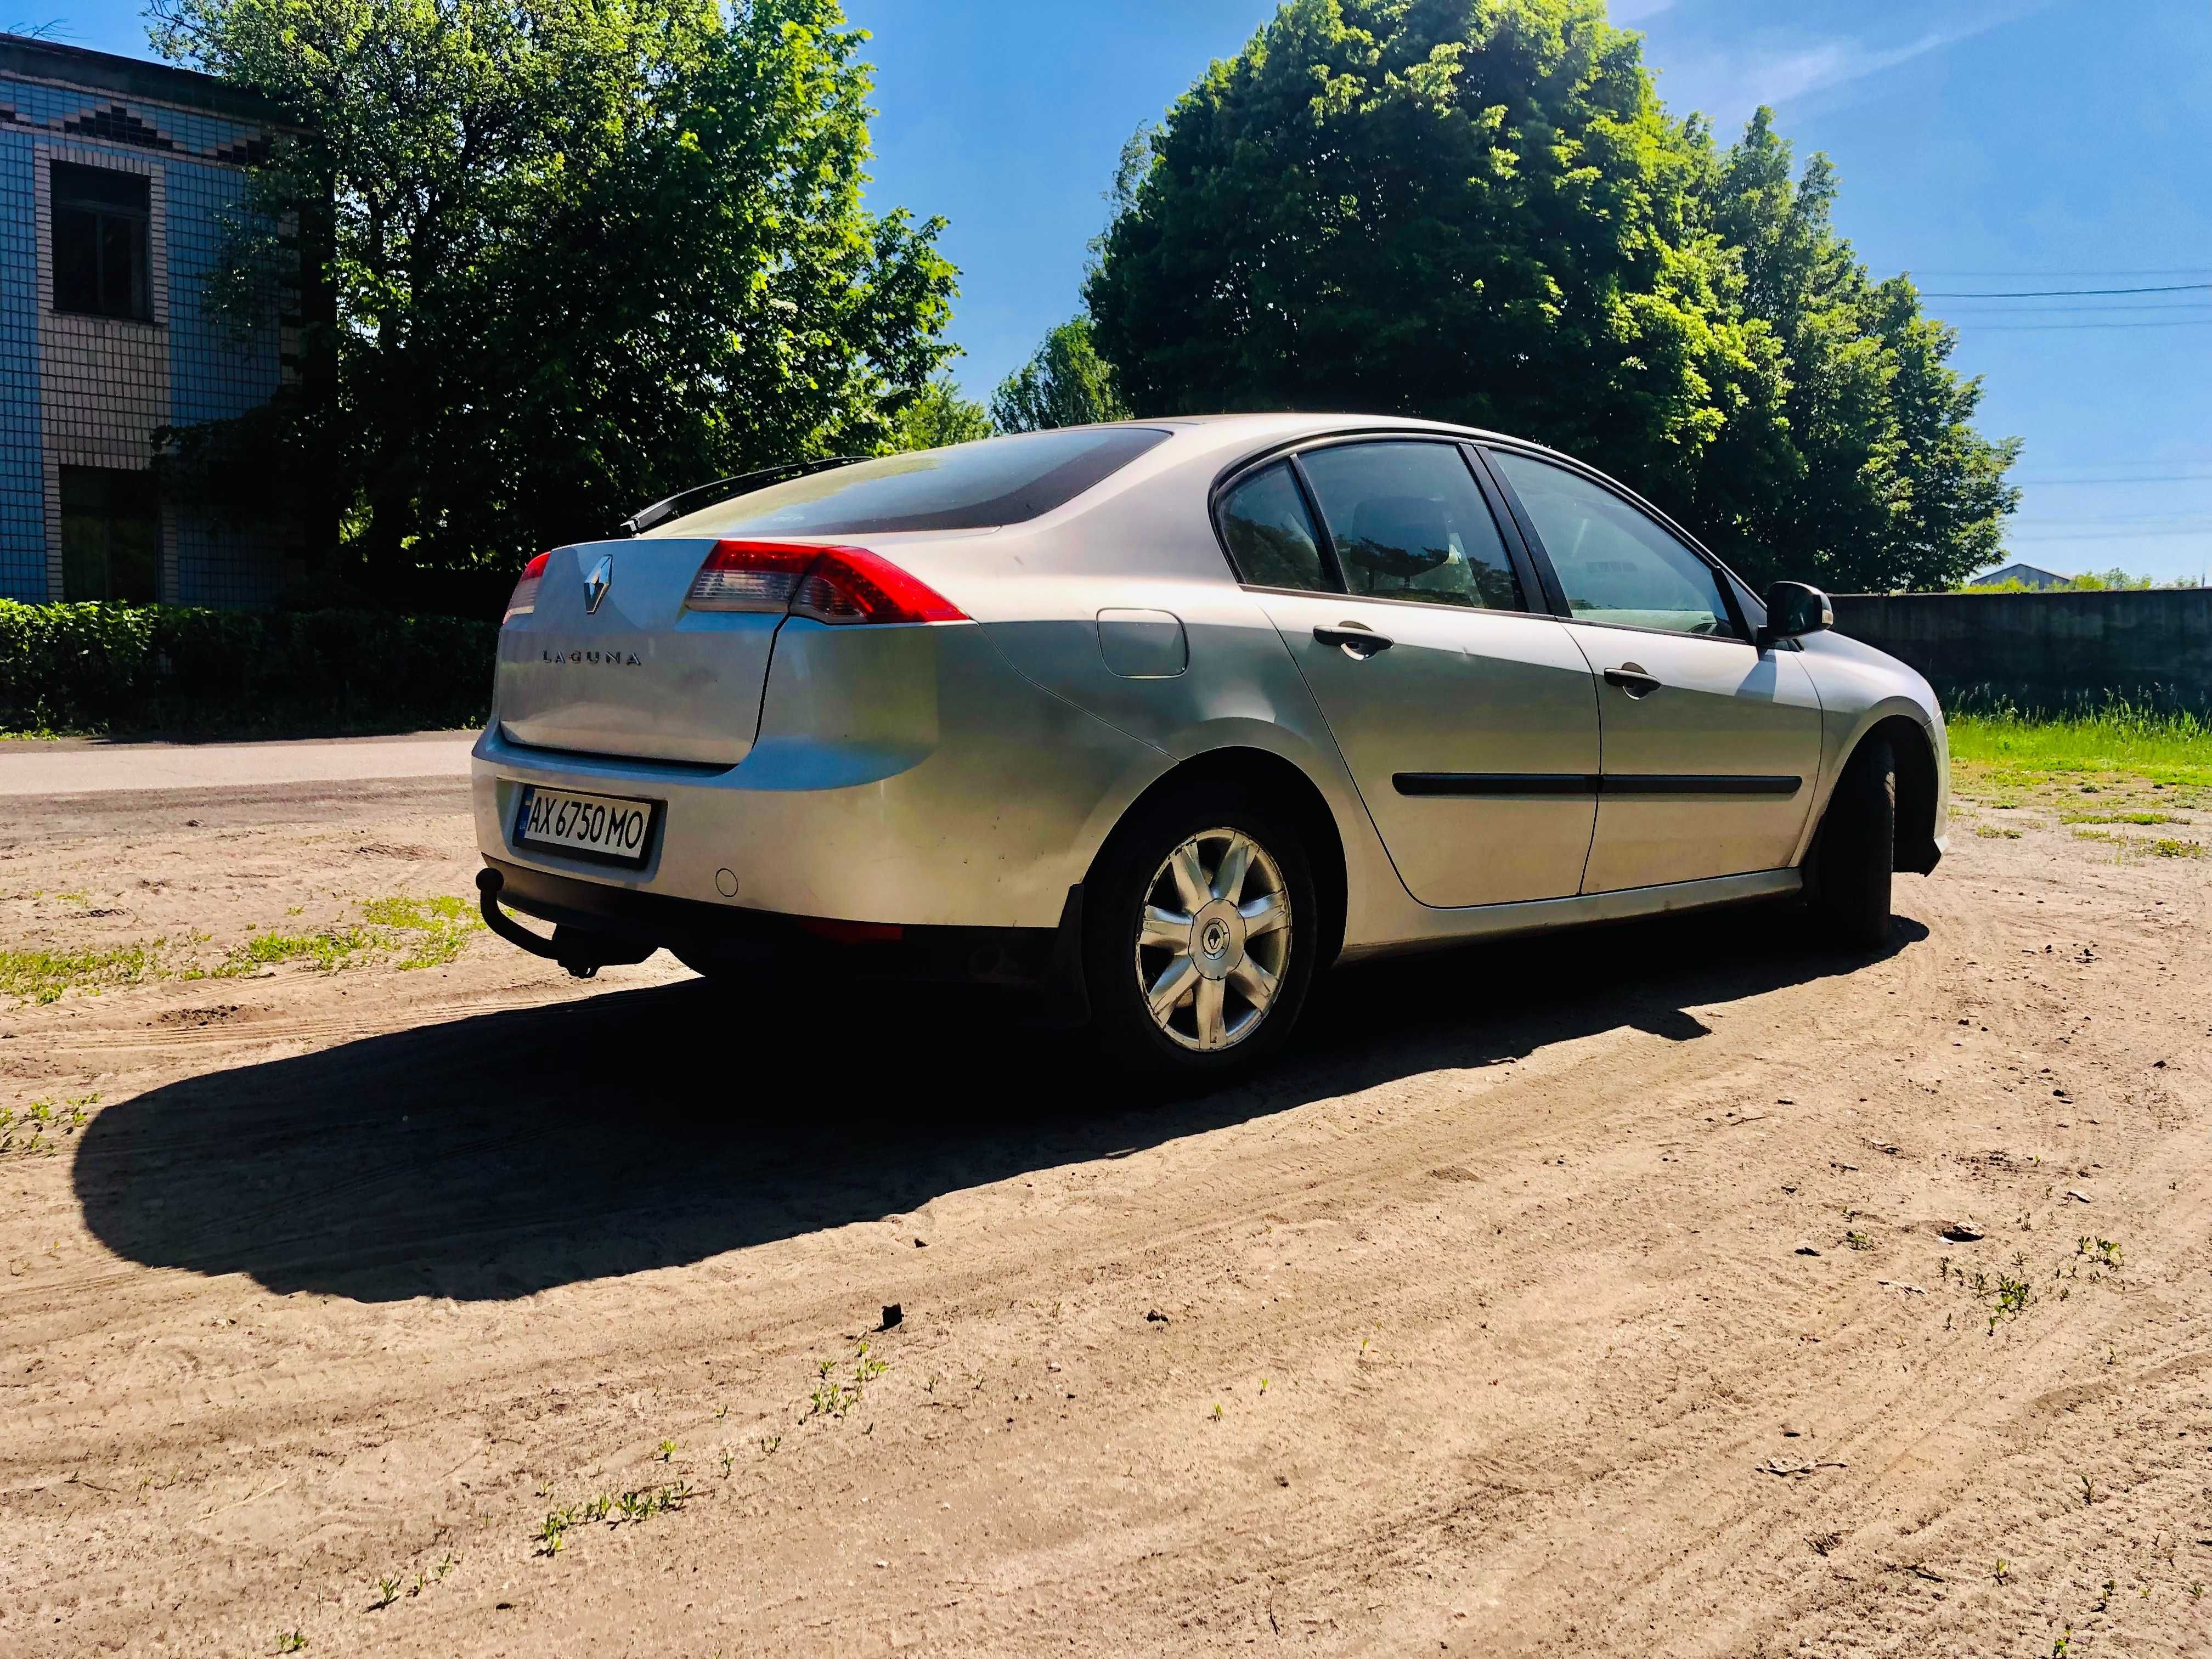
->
[0,32,289,126]
[1978,561,2072,590]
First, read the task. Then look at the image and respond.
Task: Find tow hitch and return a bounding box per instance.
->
[475,867,654,980]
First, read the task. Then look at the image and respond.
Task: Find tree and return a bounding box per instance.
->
[1700,109,2019,592]
[1086,0,1784,514]
[150,0,959,574]
[990,318,1131,431]
[1085,0,2016,592]
[894,376,993,449]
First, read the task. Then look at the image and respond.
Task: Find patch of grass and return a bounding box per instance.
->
[1949,698,2212,789]
[212,926,379,978]
[2148,837,2204,859]
[1974,825,2023,839]
[359,894,482,969]
[0,940,162,1003]
[2061,809,2186,825]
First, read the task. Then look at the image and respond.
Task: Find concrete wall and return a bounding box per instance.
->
[1833,589,2212,707]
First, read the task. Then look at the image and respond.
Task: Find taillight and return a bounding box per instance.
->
[504,551,549,623]
[684,540,964,625]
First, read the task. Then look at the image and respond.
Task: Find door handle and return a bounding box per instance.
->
[1603,665,1662,698]
[1314,624,1393,659]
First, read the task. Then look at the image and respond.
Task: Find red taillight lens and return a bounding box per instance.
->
[684,540,964,625]
[504,551,549,624]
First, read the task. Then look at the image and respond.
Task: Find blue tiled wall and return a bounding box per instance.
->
[0,129,43,600]
[1,69,289,603]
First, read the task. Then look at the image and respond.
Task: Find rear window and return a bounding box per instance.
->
[650,427,1172,538]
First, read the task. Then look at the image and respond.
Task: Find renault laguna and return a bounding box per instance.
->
[473,415,1945,1080]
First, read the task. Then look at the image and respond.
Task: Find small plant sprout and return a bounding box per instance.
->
[373,1576,402,1610]
[2052,1629,2072,1657]
[720,1451,734,1477]
[275,1634,308,1654]
[2193,1582,2205,1601]
[2096,1578,2114,1611]
[2080,1472,2096,1506]
[760,1434,782,1456]
[535,1506,577,1556]
[436,1552,458,1580]
[1211,1403,1224,1421]
[657,1438,677,1462]
[1845,1230,1874,1251]
[1994,1558,2011,1584]
[1259,1378,1270,1394]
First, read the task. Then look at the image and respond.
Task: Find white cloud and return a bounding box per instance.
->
[1652,5,2052,126]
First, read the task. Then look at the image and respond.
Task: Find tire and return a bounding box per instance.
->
[1809,733,1896,950]
[1083,783,1322,1081]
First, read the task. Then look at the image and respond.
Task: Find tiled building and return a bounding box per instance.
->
[1,33,308,606]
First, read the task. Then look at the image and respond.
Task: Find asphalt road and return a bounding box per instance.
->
[2,729,479,797]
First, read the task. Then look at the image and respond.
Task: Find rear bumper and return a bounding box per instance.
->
[471,617,1159,930]
[481,855,1079,991]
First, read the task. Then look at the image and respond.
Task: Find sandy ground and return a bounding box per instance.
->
[3,765,2209,1658]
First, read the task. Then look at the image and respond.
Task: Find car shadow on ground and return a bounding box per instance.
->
[74,904,1928,1303]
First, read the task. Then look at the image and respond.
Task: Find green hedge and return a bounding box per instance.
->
[0,601,498,737]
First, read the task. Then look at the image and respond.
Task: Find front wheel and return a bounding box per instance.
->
[1084,787,1321,1081]
[1808,734,1896,950]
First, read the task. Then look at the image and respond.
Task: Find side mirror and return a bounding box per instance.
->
[1757,580,1832,650]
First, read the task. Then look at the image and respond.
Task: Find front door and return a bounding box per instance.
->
[1219,443,1601,909]
[1485,448,1824,893]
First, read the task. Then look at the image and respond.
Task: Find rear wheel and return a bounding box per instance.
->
[1084,787,1320,1080]
[1809,734,1896,950]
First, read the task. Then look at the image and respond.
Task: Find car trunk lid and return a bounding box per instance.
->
[494,539,777,766]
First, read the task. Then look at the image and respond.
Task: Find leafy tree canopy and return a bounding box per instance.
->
[895,375,994,449]
[151,0,959,573]
[990,318,1131,432]
[1086,0,2018,592]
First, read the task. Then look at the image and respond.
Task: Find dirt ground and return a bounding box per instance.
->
[3,762,2209,1658]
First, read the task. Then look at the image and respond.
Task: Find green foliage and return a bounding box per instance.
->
[991,318,1131,432]
[1701,109,2018,592]
[894,376,995,450]
[1948,694,2212,788]
[1084,0,2019,595]
[0,600,494,735]
[0,942,163,1005]
[149,0,959,574]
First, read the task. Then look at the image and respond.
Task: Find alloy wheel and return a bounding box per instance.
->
[1133,827,1293,1052]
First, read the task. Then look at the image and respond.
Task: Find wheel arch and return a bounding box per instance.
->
[1085,746,1350,972]
[1833,713,1939,875]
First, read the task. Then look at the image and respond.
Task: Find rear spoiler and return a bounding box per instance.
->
[616,455,869,537]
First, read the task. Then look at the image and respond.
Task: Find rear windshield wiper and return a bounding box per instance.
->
[616,455,871,537]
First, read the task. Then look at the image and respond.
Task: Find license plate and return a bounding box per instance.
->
[514,785,656,866]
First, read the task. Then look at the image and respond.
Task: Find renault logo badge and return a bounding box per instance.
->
[583,554,613,615]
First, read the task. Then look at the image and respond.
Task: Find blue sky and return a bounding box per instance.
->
[27,0,2212,579]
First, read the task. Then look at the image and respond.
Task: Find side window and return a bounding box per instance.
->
[1217,462,1331,591]
[1489,450,1733,637]
[1296,442,1522,611]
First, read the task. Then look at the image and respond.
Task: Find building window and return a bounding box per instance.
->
[51,161,152,321]
[61,466,162,602]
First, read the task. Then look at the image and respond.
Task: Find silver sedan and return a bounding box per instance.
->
[473,415,1946,1079]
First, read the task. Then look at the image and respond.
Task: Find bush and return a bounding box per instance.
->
[0,601,496,736]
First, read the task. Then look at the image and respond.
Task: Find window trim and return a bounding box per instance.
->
[49,160,155,325]
[1209,433,1544,618]
[1479,441,1757,646]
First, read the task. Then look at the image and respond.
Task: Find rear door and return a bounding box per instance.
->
[1483,448,1824,893]
[1227,441,1602,909]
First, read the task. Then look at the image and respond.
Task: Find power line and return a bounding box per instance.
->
[1923,283,2212,298]
[1913,267,2212,278]
[1954,320,2212,332]
[2013,475,2212,486]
